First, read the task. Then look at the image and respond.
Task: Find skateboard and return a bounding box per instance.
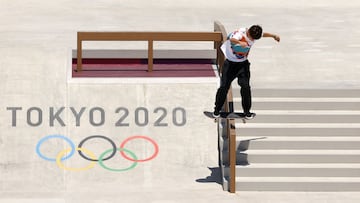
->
[203,111,256,123]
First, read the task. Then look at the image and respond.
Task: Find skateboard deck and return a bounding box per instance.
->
[203,111,256,122]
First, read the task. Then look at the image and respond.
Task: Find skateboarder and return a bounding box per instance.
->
[213,25,280,119]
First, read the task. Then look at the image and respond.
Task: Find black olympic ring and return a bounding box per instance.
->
[77,135,117,161]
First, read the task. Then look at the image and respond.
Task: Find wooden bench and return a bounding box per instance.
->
[76,31,223,72]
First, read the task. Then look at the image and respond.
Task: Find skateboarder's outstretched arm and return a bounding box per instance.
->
[262,32,280,42]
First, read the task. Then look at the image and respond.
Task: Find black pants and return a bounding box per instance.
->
[214,59,252,113]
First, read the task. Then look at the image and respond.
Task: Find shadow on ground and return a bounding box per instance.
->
[195,167,222,185]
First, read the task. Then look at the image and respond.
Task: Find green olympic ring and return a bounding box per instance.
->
[98,148,138,172]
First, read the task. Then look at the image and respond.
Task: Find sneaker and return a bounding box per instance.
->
[245,112,255,120]
[213,110,220,118]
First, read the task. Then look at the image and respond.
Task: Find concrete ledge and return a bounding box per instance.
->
[235,177,360,191]
[233,88,360,98]
[227,163,360,177]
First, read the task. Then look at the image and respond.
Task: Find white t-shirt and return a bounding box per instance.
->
[220,28,255,62]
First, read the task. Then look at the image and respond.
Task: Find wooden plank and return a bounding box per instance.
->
[77,32,82,71]
[229,120,236,193]
[226,87,236,193]
[77,31,222,41]
[148,40,153,72]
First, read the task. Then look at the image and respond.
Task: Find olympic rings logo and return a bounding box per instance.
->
[36,134,159,172]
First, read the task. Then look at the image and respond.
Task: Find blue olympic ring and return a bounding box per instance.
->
[36,134,76,162]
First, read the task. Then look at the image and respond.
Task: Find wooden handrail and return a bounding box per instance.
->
[226,88,237,193]
[214,21,237,193]
[76,31,223,72]
[214,21,227,74]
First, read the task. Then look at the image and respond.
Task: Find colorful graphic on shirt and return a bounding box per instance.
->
[230,36,250,59]
[221,28,254,62]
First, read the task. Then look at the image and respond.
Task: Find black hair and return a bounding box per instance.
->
[249,25,263,40]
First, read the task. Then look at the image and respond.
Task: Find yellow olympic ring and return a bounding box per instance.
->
[56,147,96,171]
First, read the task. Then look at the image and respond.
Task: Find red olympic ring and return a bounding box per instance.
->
[120,135,159,162]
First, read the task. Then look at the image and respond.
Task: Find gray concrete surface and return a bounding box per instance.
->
[1,0,360,88]
[1,0,360,202]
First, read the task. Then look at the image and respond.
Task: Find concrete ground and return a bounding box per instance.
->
[1,0,360,202]
[1,0,360,89]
